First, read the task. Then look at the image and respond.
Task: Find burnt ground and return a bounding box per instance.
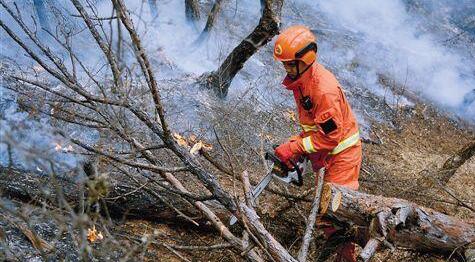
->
[119,102,474,262]
[1,94,474,262]
[1,100,474,262]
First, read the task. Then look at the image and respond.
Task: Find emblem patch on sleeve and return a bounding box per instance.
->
[319,118,337,134]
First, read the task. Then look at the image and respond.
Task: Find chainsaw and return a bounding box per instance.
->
[229,151,307,225]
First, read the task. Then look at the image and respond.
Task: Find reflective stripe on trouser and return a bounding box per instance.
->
[302,131,360,155]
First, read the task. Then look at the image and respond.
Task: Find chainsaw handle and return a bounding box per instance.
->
[292,161,304,187]
[265,152,285,168]
[289,158,303,187]
[265,152,304,187]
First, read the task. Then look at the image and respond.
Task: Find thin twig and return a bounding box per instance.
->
[297,168,325,262]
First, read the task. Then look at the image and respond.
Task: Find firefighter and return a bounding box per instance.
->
[273,25,362,262]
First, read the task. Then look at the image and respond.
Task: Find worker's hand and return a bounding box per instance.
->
[274,142,298,168]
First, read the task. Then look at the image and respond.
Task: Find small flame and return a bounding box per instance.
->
[87,225,103,243]
[54,143,74,153]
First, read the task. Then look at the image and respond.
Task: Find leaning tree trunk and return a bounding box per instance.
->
[200,0,283,97]
[438,140,475,184]
[319,183,475,260]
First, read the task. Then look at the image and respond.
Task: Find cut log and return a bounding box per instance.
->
[0,167,200,223]
[319,183,475,255]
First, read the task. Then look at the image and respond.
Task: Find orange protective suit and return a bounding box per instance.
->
[275,25,361,262]
[282,62,362,190]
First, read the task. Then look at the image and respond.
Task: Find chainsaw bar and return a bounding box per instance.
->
[229,154,307,225]
[229,171,273,225]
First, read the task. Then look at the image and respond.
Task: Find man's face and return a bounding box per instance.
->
[282,60,304,79]
[283,60,297,75]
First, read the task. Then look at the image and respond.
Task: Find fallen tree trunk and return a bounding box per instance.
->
[0,167,201,223]
[320,183,475,257]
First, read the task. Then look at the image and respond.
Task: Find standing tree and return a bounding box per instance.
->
[185,0,200,28]
[194,0,223,44]
[148,0,158,18]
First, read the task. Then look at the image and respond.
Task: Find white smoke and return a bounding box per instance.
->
[313,0,474,120]
[1,0,474,171]
[0,85,79,172]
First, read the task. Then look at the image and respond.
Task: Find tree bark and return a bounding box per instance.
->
[185,0,200,25]
[319,183,475,256]
[0,167,201,223]
[194,0,223,44]
[438,140,475,184]
[200,0,283,97]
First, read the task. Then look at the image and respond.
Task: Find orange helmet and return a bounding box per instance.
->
[274,25,317,65]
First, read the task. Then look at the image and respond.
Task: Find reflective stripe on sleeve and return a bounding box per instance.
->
[302,136,317,153]
[300,124,319,132]
[330,132,360,155]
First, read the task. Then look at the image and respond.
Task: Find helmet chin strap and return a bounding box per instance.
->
[288,61,314,80]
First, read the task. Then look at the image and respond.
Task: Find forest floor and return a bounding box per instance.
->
[114,103,475,262]
[1,93,473,262]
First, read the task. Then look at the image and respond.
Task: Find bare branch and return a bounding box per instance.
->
[71,0,122,93]
[358,238,381,262]
[297,168,325,262]
[68,137,189,173]
[112,0,170,137]
[240,170,254,207]
[240,203,298,262]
